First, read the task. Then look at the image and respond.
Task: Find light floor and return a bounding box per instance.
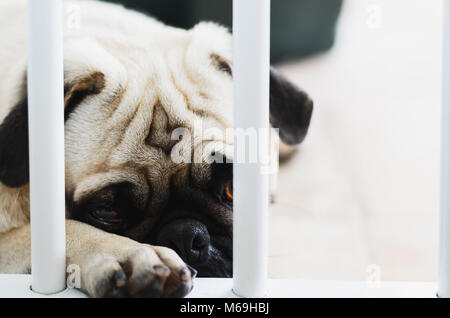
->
[0,274,436,298]
[269,0,442,282]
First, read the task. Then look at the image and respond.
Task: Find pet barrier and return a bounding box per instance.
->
[0,0,443,298]
[438,0,450,299]
[27,0,66,295]
[232,0,270,298]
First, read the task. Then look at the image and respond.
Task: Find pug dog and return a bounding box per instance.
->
[0,0,313,298]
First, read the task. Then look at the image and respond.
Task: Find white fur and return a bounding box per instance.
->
[0,0,236,233]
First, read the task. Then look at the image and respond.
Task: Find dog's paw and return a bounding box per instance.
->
[82,245,196,298]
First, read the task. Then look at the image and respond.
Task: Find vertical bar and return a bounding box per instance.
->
[27,0,66,294]
[439,0,450,298]
[233,0,270,298]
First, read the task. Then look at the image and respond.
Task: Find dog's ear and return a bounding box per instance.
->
[0,71,105,188]
[0,97,30,187]
[270,67,313,145]
[64,71,105,121]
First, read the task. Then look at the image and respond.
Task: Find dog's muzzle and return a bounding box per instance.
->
[153,217,232,277]
[156,219,211,266]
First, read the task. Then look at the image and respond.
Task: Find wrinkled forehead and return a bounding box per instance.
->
[64,23,234,201]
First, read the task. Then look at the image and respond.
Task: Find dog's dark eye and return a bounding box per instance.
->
[223,180,233,202]
[89,209,123,225]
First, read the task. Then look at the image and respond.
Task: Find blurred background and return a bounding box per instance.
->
[104,0,442,283]
[103,0,343,63]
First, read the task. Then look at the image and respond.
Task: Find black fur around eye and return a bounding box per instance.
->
[208,158,233,208]
[70,182,143,233]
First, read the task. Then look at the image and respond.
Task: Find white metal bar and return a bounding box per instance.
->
[232,0,271,298]
[27,0,66,294]
[439,0,450,299]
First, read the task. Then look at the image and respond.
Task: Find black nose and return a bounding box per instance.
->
[156,219,211,266]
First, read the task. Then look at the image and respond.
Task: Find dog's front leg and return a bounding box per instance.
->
[0,220,195,297]
[0,224,31,274]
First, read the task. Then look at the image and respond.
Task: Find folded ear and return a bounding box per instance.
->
[0,71,105,188]
[0,97,29,187]
[64,71,105,121]
[270,67,313,145]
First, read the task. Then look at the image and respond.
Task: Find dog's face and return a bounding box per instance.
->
[0,23,312,277]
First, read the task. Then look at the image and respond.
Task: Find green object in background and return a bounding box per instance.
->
[103,0,343,64]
